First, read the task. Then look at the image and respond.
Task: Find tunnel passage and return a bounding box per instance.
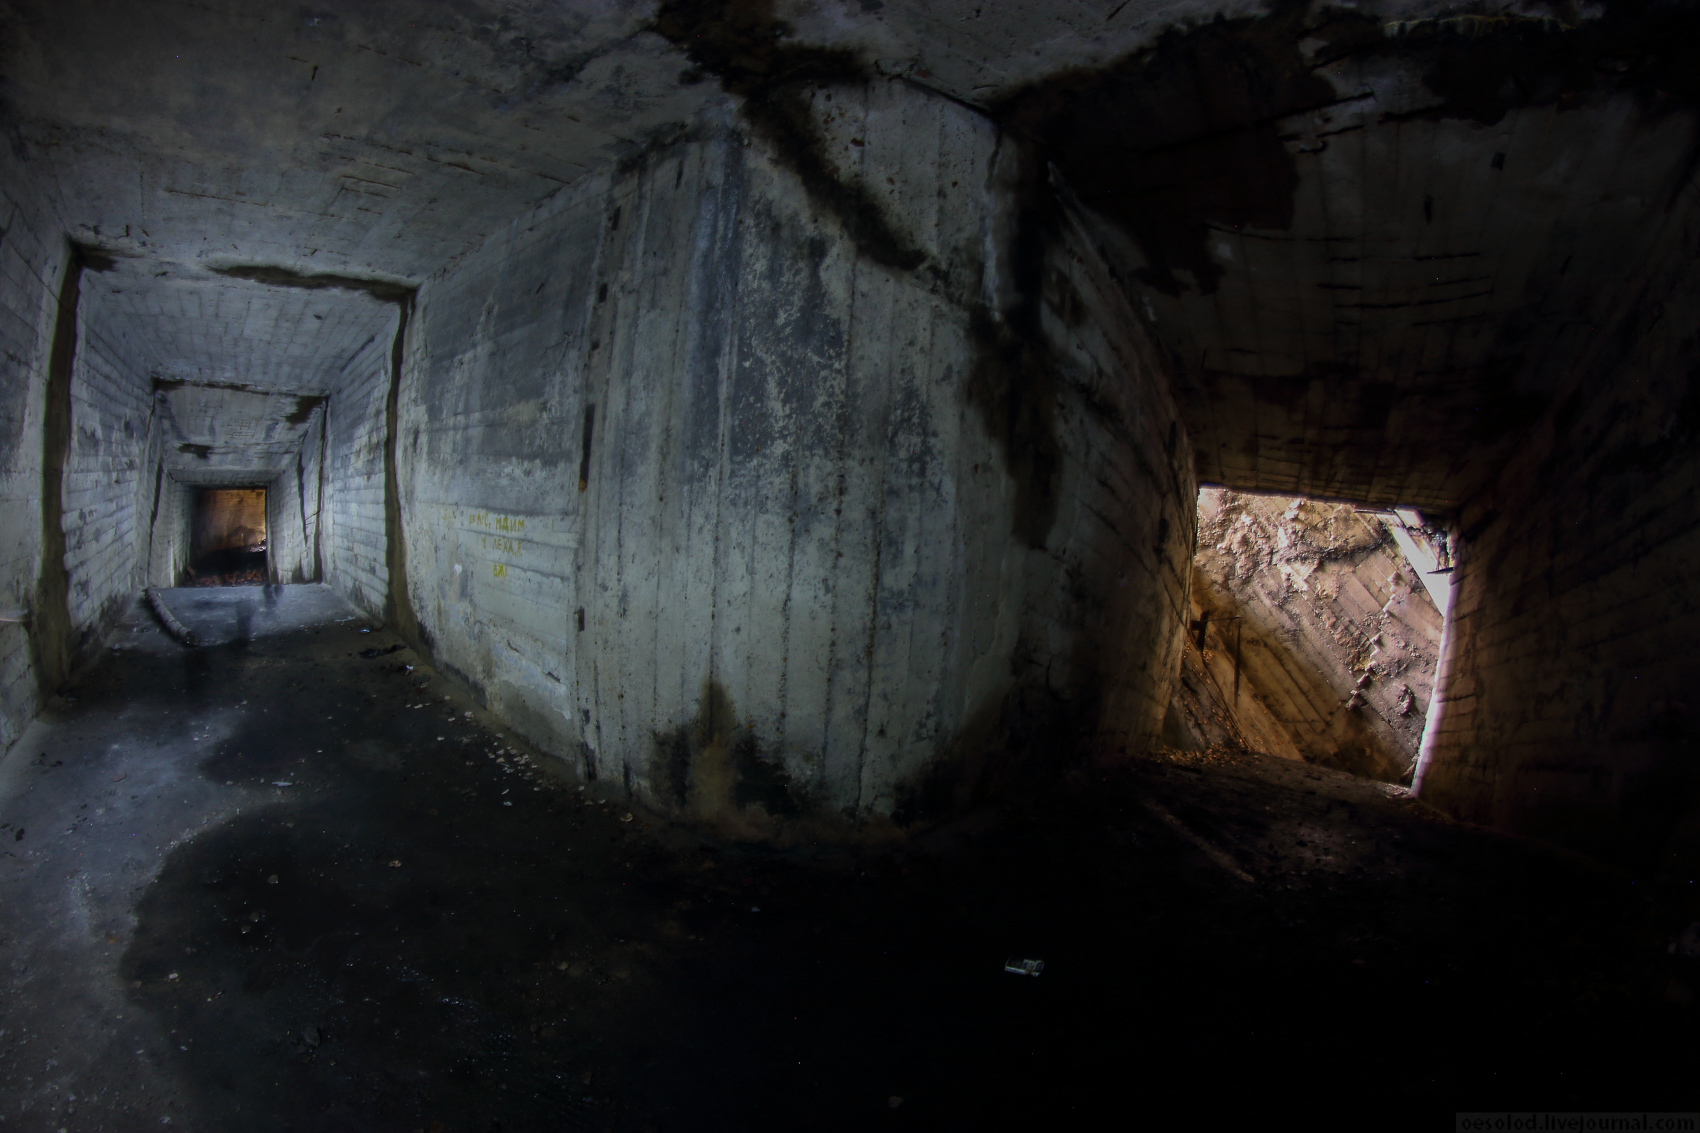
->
[186,487,268,586]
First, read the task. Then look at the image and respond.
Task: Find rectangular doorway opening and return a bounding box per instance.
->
[188,487,268,587]
[1162,489,1450,785]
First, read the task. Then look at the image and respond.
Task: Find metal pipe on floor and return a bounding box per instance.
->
[146,587,199,647]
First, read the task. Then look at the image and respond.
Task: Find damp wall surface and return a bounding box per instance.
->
[0,154,155,716]
[145,478,195,588]
[1172,490,1442,782]
[319,329,394,617]
[61,279,155,656]
[190,488,266,561]
[266,404,325,585]
[0,148,66,745]
[392,86,1194,827]
[1418,199,1700,871]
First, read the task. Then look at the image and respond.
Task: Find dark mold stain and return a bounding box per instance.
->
[1379,8,1700,129]
[284,395,325,427]
[651,680,801,819]
[1588,363,1700,479]
[730,733,801,817]
[993,4,1373,296]
[659,726,692,810]
[612,122,695,181]
[75,245,119,272]
[383,299,420,650]
[893,643,1108,827]
[963,147,1064,550]
[965,309,1060,551]
[650,0,925,273]
[1467,358,1546,442]
[578,403,595,492]
[210,264,416,304]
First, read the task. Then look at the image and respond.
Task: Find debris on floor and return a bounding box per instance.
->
[0,586,1691,1130]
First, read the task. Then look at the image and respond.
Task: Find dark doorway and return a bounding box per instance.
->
[187,487,267,586]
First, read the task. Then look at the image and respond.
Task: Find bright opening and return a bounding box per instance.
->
[188,487,268,587]
[1163,489,1451,785]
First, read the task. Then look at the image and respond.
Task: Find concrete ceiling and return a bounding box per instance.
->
[0,0,1293,279]
[84,260,399,391]
[0,0,702,279]
[77,257,397,481]
[1002,5,1700,507]
[5,0,1693,508]
[154,383,326,483]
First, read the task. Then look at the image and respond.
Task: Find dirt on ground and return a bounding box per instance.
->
[0,589,1694,1131]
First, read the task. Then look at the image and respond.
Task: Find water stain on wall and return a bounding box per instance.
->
[652,679,802,827]
[650,0,924,273]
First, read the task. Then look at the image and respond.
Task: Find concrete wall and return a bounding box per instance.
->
[392,86,1193,828]
[320,330,393,617]
[0,149,66,746]
[138,402,328,589]
[0,151,153,729]
[267,406,325,584]
[145,477,194,588]
[1418,200,1700,870]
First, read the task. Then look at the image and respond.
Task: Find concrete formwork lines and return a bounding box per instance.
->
[570,175,628,781]
[651,145,726,800]
[929,317,973,793]
[883,312,945,791]
[1311,62,1366,374]
[0,155,52,755]
[319,85,1200,827]
[1410,118,1484,377]
[697,136,745,806]
[673,134,742,800]
[1505,105,1604,350]
[648,146,708,795]
[616,153,675,799]
[1524,102,1684,398]
[599,171,655,797]
[775,250,851,787]
[816,284,872,811]
[841,256,895,816]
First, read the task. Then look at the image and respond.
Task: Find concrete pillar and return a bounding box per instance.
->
[396,82,1194,831]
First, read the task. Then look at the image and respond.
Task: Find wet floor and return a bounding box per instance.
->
[0,585,1694,1131]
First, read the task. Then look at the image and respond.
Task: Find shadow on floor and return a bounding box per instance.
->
[1,589,1695,1131]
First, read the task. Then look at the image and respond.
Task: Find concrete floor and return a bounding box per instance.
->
[0,586,1693,1131]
